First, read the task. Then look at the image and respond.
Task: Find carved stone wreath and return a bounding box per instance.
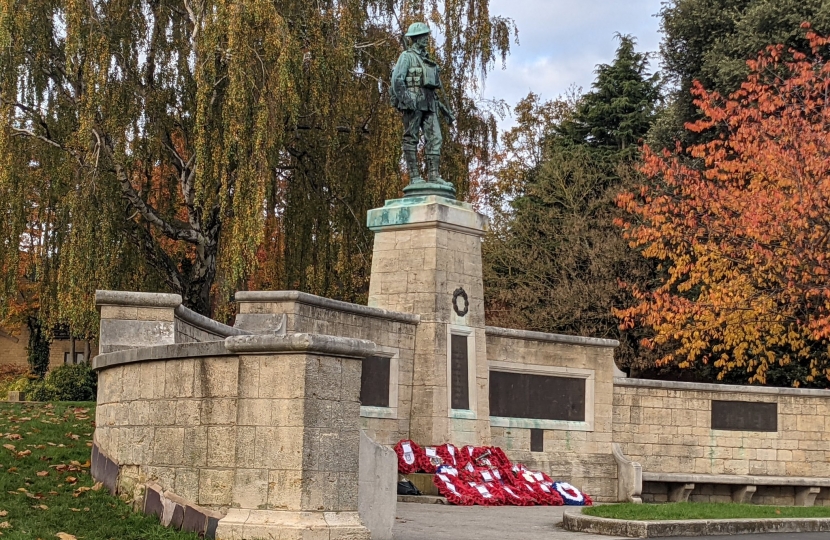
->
[452,287,469,317]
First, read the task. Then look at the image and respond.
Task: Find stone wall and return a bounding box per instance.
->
[174,305,246,343]
[93,333,377,539]
[233,291,419,447]
[485,326,619,501]
[613,378,830,505]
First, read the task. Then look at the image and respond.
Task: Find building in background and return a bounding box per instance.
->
[0,324,97,371]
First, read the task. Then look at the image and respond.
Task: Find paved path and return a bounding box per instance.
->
[393,503,623,540]
[392,502,830,540]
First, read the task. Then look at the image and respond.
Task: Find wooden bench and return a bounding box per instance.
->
[613,444,830,506]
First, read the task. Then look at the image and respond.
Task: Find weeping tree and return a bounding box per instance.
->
[0,0,515,335]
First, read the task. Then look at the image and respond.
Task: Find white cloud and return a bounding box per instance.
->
[483,0,664,128]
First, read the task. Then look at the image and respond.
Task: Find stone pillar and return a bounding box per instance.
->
[367,195,491,446]
[95,290,180,353]
[215,334,374,540]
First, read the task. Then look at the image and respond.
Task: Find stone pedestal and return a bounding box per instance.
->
[366,196,491,446]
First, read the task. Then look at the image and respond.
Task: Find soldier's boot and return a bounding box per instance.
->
[427,154,452,187]
[404,150,425,183]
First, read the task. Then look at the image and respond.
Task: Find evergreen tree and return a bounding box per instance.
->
[653,0,830,148]
[0,0,516,332]
[484,36,662,370]
[559,35,661,155]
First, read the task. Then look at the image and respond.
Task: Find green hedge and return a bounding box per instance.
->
[5,364,98,402]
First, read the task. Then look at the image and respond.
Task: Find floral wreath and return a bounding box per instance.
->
[394,440,422,474]
[553,481,592,506]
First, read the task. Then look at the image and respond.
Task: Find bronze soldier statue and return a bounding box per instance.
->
[391,22,456,197]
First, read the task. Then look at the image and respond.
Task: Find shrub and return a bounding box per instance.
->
[0,366,34,398]
[28,364,97,402]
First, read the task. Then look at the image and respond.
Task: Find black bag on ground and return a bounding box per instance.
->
[397,479,421,496]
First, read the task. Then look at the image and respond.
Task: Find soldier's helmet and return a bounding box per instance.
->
[405,22,431,38]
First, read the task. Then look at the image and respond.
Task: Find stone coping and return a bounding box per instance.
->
[366,195,488,235]
[93,333,377,371]
[95,290,182,308]
[233,290,420,324]
[225,333,376,358]
[92,341,231,370]
[173,304,250,337]
[485,326,619,348]
[642,472,830,487]
[562,509,830,537]
[614,377,830,397]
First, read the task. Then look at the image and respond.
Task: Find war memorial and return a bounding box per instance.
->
[87,22,830,540]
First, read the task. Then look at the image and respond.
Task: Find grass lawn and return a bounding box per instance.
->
[0,401,198,540]
[584,502,830,521]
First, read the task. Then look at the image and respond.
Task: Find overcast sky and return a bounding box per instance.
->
[484,0,665,127]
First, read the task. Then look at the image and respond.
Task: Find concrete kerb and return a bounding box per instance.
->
[562,509,830,537]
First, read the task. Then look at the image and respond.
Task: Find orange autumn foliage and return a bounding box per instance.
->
[615,26,830,387]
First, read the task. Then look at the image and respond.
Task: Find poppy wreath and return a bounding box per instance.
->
[417,446,445,474]
[500,484,534,506]
[515,468,562,505]
[456,445,476,469]
[553,481,593,506]
[516,481,541,505]
[534,482,565,506]
[473,467,499,484]
[466,481,504,506]
[436,443,459,467]
[434,473,474,506]
[394,440,423,474]
[487,447,511,468]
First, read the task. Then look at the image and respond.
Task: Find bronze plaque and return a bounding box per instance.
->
[450,334,470,410]
[489,371,585,421]
[711,400,777,432]
[359,356,390,407]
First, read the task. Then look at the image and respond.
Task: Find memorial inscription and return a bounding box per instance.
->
[490,371,586,422]
[450,334,470,410]
[711,400,777,432]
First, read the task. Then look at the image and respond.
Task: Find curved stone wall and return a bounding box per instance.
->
[92,333,377,539]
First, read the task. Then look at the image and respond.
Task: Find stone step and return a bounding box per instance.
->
[402,473,440,496]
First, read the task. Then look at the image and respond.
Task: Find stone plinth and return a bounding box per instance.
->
[367,196,491,446]
[96,290,181,353]
[92,333,375,540]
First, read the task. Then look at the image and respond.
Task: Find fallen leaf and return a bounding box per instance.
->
[91,482,103,491]
[0,523,10,529]
[6,435,20,441]
[31,504,48,510]
[1,446,13,452]
[36,471,48,477]
[70,508,80,512]
[65,477,77,484]
[16,450,31,457]
[0,511,6,517]
[55,533,76,540]
[72,487,90,497]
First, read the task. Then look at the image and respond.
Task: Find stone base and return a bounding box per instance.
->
[215,510,370,540]
[402,181,456,198]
